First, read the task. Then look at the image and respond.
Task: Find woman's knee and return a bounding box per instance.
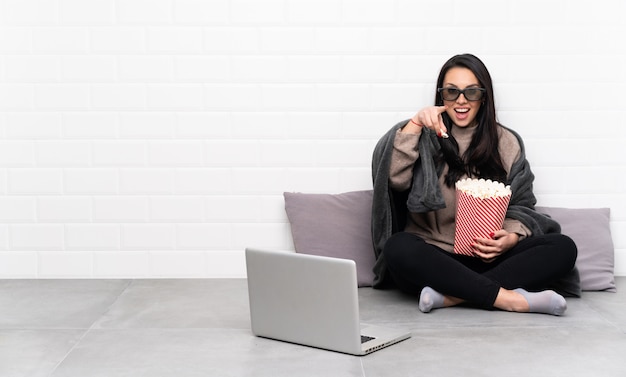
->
[555,234,578,267]
[538,233,578,270]
[383,232,419,267]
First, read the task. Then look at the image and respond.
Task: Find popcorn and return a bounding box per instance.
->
[453,178,512,256]
[455,178,511,199]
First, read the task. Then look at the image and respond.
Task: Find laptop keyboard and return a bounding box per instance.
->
[361,335,375,344]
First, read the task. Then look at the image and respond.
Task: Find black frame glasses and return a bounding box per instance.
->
[438,87,485,101]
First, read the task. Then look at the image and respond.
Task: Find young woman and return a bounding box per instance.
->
[371,54,579,315]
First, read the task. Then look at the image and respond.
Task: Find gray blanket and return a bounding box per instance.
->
[370,120,580,296]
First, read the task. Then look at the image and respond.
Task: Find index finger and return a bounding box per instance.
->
[436,106,448,138]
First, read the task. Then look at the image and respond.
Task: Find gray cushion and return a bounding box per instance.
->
[284,190,376,287]
[537,206,616,292]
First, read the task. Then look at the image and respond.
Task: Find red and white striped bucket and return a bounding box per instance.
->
[453,181,511,256]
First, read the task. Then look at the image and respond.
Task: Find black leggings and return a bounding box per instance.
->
[383,232,577,308]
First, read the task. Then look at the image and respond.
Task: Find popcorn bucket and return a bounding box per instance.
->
[453,179,511,256]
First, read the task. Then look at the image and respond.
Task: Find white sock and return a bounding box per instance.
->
[514,288,567,316]
[419,286,445,313]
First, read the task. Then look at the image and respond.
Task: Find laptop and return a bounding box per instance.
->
[245,248,411,356]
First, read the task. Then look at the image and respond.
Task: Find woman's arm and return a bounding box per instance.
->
[389,128,420,191]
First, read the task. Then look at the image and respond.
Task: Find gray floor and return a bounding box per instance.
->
[1,278,625,377]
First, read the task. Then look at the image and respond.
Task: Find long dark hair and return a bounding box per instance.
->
[435,54,507,187]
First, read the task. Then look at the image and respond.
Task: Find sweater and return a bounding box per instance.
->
[389,122,530,252]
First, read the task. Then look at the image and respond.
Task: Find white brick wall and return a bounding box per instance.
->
[0,0,625,278]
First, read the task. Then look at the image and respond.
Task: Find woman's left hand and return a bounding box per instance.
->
[472,230,519,262]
